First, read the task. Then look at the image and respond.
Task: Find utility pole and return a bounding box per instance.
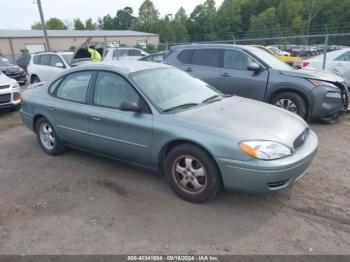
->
[322,24,328,70]
[36,0,51,51]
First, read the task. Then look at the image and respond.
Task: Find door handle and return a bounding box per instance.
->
[48,106,56,111]
[220,72,230,77]
[91,115,101,121]
[184,67,192,72]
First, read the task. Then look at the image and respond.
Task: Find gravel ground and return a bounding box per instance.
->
[0,109,349,255]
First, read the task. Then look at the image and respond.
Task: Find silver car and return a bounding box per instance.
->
[20,61,318,203]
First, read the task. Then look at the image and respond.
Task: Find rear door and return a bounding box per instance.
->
[48,71,93,148]
[183,49,221,88]
[88,71,153,164]
[217,49,268,100]
[36,54,51,81]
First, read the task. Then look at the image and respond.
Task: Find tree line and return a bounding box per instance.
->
[31,0,350,44]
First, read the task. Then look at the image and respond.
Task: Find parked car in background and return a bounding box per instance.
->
[252,45,303,67]
[27,51,73,83]
[305,48,350,89]
[165,44,348,122]
[0,57,27,85]
[138,51,168,63]
[104,47,149,61]
[0,71,22,110]
[267,46,290,56]
[20,61,318,203]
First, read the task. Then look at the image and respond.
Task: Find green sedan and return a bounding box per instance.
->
[20,61,318,203]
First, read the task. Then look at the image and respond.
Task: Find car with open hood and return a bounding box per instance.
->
[20,61,318,203]
[0,57,27,85]
[164,44,348,122]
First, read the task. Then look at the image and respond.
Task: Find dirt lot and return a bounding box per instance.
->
[0,108,350,255]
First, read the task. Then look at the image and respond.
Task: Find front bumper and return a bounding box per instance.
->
[216,130,318,193]
[4,72,27,85]
[311,84,349,120]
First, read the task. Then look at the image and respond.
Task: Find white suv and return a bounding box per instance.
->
[104,47,149,61]
[0,71,21,110]
[27,52,73,83]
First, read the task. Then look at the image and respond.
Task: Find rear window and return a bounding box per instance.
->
[33,55,40,64]
[177,49,193,64]
[192,49,221,67]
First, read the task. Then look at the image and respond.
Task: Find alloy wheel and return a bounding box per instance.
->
[275,98,298,114]
[39,123,56,150]
[172,155,207,194]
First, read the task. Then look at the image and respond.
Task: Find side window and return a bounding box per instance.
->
[50,55,64,67]
[33,55,40,64]
[192,49,221,67]
[94,71,139,109]
[336,52,350,61]
[224,49,250,70]
[177,49,193,64]
[48,78,62,94]
[56,71,92,103]
[40,54,51,66]
[129,49,141,56]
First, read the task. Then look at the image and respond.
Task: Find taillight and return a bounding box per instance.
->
[302,61,309,68]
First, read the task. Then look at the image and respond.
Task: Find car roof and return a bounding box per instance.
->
[33,51,73,55]
[66,60,172,75]
[170,43,249,51]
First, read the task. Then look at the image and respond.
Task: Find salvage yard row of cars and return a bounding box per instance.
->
[1,43,349,202]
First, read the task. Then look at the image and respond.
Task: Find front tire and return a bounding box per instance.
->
[165,144,222,203]
[35,117,65,155]
[272,92,307,119]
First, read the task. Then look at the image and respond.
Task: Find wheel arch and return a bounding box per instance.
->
[267,87,312,118]
[158,139,222,179]
[32,114,45,131]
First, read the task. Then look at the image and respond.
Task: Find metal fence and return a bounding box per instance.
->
[161,32,350,70]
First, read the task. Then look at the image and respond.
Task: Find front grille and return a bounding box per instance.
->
[293,128,309,149]
[267,179,290,189]
[0,94,11,104]
[0,85,10,90]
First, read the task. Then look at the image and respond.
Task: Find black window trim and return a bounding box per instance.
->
[48,70,95,105]
[89,70,152,114]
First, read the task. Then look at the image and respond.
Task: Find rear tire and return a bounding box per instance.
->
[35,117,65,155]
[272,92,307,119]
[164,144,222,203]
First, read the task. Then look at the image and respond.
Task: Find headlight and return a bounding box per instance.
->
[239,141,292,160]
[307,79,337,89]
[12,83,19,89]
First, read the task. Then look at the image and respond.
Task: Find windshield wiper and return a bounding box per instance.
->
[201,95,222,104]
[163,103,199,112]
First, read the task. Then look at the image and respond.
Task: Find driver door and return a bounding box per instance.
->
[217,49,268,101]
[87,71,153,165]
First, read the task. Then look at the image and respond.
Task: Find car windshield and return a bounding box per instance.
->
[248,47,292,70]
[131,68,222,112]
[0,58,11,66]
[61,54,73,64]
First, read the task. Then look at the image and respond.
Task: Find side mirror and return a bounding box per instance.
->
[247,62,262,73]
[55,62,64,68]
[119,101,141,112]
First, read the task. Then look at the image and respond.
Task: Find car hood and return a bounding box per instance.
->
[279,68,344,83]
[166,96,308,148]
[0,65,22,73]
[0,72,16,85]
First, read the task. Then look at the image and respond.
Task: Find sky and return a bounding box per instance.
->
[0,0,224,30]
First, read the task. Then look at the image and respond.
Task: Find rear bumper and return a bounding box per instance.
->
[216,130,318,193]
